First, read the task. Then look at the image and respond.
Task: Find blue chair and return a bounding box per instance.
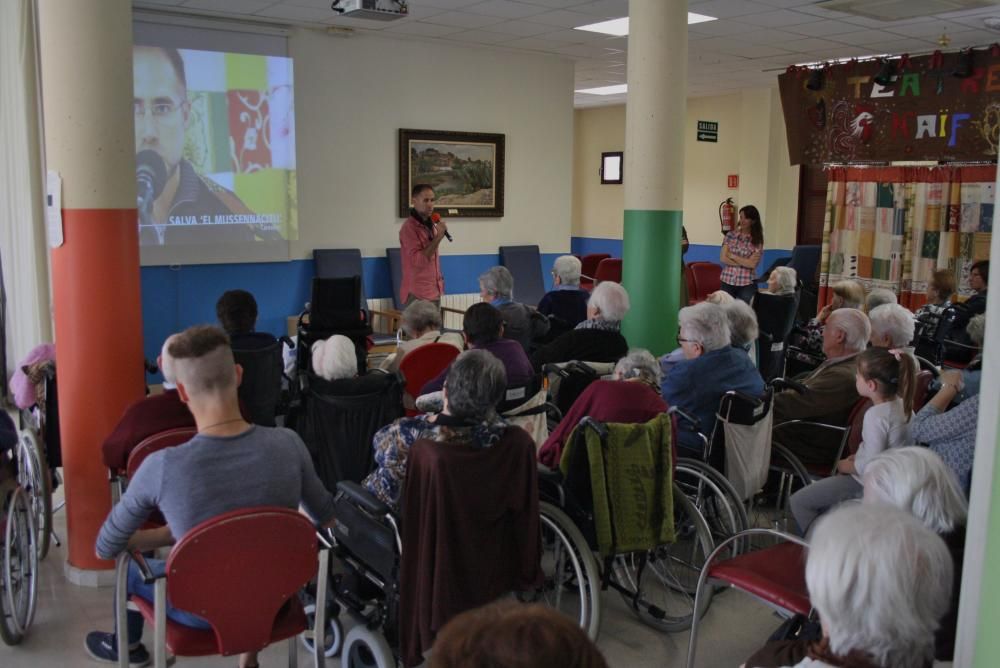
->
[499,245,546,306]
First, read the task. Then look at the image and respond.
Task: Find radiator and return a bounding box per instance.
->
[366,294,477,333]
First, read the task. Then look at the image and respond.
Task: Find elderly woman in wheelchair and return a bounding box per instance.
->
[327,350,545,666]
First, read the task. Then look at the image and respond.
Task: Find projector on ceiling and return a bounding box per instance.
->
[333,0,408,21]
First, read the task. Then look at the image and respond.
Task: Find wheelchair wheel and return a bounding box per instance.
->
[611,485,714,632]
[675,458,749,557]
[529,501,602,641]
[16,430,52,560]
[0,487,39,645]
[342,623,395,668]
[300,602,343,658]
[749,442,812,542]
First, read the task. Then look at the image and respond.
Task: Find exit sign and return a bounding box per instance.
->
[697,120,718,142]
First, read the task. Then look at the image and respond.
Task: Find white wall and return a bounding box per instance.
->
[290,28,575,259]
[572,87,800,250]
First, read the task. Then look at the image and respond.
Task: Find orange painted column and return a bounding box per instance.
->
[37,0,145,577]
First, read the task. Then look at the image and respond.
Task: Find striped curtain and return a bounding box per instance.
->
[817,165,995,312]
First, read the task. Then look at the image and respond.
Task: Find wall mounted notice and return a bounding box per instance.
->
[697,121,718,142]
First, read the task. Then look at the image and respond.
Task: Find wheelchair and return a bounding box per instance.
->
[0,451,39,645]
[14,361,60,561]
[540,360,615,420]
[536,415,716,635]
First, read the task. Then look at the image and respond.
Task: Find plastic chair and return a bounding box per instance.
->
[397,343,461,416]
[500,245,546,307]
[593,257,622,284]
[579,253,610,291]
[125,428,198,481]
[115,506,327,668]
[686,529,811,668]
[687,262,722,303]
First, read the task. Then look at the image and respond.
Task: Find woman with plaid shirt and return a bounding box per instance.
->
[719,205,764,302]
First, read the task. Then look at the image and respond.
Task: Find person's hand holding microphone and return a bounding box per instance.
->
[431,212,453,242]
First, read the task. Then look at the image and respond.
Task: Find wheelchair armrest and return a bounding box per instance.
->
[127,549,160,585]
[336,481,390,517]
[579,416,609,438]
[771,377,809,395]
[667,405,700,432]
[537,463,563,484]
[279,335,294,349]
[542,363,570,378]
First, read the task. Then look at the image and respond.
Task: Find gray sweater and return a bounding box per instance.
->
[96,425,336,559]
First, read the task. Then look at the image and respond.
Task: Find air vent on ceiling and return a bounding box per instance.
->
[816,0,998,22]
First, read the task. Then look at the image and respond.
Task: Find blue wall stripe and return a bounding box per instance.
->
[140,251,565,372]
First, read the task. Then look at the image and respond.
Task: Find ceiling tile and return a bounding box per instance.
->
[946,27,1000,45]
[254,3,331,21]
[528,8,608,27]
[776,36,853,52]
[689,19,761,37]
[422,0,486,9]
[738,9,824,27]
[833,28,905,46]
[284,0,340,8]
[448,28,515,43]
[541,27,606,42]
[882,20,962,38]
[521,0,594,8]
[382,20,464,36]
[720,43,793,58]
[461,0,549,19]
[423,10,506,27]
[688,0,788,19]
[741,27,814,44]
[570,0,628,17]
[180,0,277,13]
[782,18,864,37]
[484,19,556,35]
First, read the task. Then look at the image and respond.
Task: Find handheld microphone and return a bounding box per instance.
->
[431,212,453,242]
[135,149,167,214]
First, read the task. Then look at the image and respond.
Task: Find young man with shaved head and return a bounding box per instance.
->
[87,325,335,668]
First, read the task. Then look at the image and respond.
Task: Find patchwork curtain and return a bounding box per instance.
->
[818,165,995,312]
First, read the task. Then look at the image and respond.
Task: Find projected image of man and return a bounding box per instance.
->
[133,46,262,245]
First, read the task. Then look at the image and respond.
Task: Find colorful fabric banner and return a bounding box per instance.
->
[817,165,994,311]
[779,49,1000,165]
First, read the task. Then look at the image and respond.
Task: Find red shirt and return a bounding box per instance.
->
[399,215,445,302]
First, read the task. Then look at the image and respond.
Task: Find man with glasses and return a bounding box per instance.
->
[133,46,259,245]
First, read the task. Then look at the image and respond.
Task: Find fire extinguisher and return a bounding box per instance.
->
[719,198,736,234]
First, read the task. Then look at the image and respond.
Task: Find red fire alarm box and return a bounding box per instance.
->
[727,174,739,189]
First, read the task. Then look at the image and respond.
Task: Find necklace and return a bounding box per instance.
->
[198,417,246,434]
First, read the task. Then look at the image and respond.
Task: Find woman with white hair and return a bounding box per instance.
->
[537,255,590,338]
[661,302,764,455]
[479,266,550,353]
[724,300,759,350]
[380,300,464,372]
[868,303,915,349]
[538,349,667,467]
[764,266,797,296]
[744,447,965,668]
[865,287,897,313]
[530,281,630,371]
[776,504,952,668]
[311,335,358,381]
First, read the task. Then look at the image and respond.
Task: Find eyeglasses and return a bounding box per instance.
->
[676,336,698,346]
[133,99,184,119]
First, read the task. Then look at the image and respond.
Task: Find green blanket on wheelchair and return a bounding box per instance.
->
[561,414,675,557]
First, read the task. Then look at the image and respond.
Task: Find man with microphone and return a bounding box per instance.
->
[400,184,449,306]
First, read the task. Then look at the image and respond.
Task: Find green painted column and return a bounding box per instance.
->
[621,0,687,355]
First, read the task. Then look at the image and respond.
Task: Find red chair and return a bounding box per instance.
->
[593,257,622,284]
[687,261,722,303]
[115,507,327,668]
[398,342,461,416]
[686,529,810,668]
[123,428,197,529]
[579,253,610,291]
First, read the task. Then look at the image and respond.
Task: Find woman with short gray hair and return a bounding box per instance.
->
[364,349,527,512]
[765,266,797,296]
[380,299,463,373]
[530,281,630,370]
[661,302,765,455]
[479,266,550,352]
[869,303,915,349]
[723,300,759,350]
[865,287,898,313]
[539,347,667,467]
[538,256,590,336]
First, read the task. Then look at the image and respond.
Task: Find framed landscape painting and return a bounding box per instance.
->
[398,129,505,218]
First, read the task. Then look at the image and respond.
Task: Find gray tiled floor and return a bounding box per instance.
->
[0,490,780,668]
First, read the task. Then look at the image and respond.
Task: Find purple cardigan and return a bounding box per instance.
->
[420,339,535,395]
